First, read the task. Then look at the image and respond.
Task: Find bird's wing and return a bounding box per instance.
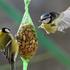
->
[54,8,70,32]
[4,40,12,63]
[11,39,19,62]
[0,33,11,51]
[4,38,18,70]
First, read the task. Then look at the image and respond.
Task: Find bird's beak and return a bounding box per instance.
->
[38,19,43,28]
[38,23,44,29]
[38,25,41,28]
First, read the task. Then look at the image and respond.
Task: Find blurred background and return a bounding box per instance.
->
[0,0,70,70]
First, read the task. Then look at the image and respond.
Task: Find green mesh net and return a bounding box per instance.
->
[16,0,38,70]
[21,0,33,25]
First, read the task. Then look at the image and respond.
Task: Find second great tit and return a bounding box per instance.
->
[39,7,70,34]
[39,12,59,34]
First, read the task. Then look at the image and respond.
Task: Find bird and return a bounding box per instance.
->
[0,27,19,70]
[39,7,70,34]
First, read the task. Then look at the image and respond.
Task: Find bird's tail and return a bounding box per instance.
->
[10,54,16,70]
[10,61,15,70]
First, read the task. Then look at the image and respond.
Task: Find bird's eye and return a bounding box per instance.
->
[45,14,50,17]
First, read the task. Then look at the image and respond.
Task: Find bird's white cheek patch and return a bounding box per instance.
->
[43,18,50,24]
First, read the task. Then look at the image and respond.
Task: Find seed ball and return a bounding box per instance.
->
[16,24,38,60]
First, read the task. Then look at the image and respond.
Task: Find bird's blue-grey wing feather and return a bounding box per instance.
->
[55,8,70,32]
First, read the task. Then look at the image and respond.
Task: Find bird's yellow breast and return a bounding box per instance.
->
[11,39,19,54]
[43,23,57,33]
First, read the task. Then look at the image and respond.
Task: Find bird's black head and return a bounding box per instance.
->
[49,12,59,22]
[40,11,59,24]
[2,28,11,33]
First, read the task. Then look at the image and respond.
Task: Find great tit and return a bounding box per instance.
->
[0,27,19,70]
[39,7,70,34]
